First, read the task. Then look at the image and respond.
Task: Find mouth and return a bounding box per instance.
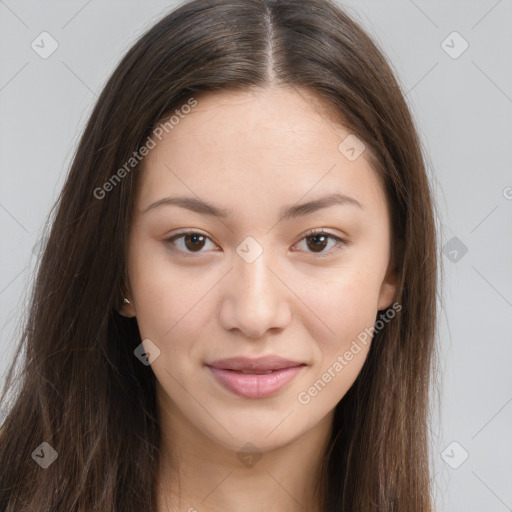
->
[206,357,307,399]
[224,369,286,375]
[207,355,305,372]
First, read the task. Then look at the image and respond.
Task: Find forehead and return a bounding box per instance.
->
[135,86,387,220]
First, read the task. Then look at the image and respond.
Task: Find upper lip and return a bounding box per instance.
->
[207,356,305,372]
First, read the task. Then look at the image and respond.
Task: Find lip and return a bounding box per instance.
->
[206,356,306,399]
[207,355,304,372]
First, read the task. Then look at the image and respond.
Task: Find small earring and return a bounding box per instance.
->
[123,297,131,304]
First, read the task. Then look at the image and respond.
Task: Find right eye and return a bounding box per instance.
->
[164,231,219,256]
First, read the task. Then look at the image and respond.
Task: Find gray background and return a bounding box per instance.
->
[1,1,511,510]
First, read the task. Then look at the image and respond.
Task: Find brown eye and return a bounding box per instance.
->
[305,233,329,252]
[294,229,347,256]
[165,232,216,255]
[183,233,206,251]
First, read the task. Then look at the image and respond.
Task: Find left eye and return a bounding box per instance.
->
[292,229,346,255]
[164,229,346,256]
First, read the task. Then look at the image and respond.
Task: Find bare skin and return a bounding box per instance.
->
[120,85,398,512]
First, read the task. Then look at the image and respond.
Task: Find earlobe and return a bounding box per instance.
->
[118,295,136,318]
[377,270,399,311]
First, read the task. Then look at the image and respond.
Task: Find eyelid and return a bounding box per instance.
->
[164,229,220,255]
[163,228,349,256]
[291,228,349,256]
[301,227,345,239]
[166,228,212,240]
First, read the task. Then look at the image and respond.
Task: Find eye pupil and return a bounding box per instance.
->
[184,233,206,251]
[306,234,328,252]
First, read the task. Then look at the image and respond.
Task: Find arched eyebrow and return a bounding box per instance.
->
[279,193,363,221]
[142,192,363,220]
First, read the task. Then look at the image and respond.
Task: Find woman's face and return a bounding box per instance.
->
[121,86,398,452]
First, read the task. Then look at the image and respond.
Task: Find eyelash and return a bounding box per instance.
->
[163,228,348,258]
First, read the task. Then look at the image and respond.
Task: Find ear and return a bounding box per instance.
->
[377,266,399,311]
[117,285,136,318]
[118,297,136,318]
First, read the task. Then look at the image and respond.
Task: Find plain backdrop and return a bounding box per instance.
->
[1,1,511,511]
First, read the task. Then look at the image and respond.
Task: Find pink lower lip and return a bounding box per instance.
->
[207,365,304,398]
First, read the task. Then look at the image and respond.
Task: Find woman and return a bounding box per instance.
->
[0,0,438,510]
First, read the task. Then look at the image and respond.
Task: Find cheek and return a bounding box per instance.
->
[127,239,212,353]
[295,276,377,413]
[298,262,381,391]
[305,263,381,340]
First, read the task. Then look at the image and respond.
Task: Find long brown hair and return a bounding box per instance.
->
[0,1,438,510]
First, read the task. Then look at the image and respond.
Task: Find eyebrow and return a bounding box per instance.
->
[142,192,363,221]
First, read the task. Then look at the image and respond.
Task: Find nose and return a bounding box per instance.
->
[218,250,292,339]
